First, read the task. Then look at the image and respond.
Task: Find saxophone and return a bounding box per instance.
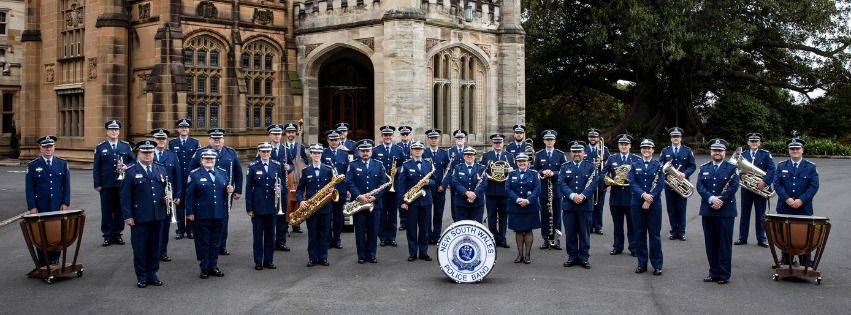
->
[343,173,393,217]
[289,168,346,225]
[403,162,435,204]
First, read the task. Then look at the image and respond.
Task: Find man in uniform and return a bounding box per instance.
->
[94,119,135,247]
[373,125,404,246]
[186,149,232,279]
[266,124,287,163]
[735,132,775,248]
[449,147,488,222]
[481,133,515,248]
[628,139,665,275]
[245,142,285,270]
[442,129,469,221]
[121,140,167,288]
[396,125,413,230]
[585,128,610,235]
[25,135,71,266]
[773,137,819,265]
[534,129,566,250]
[346,140,389,264]
[506,124,532,156]
[322,130,349,249]
[151,128,182,263]
[336,122,357,157]
[605,134,639,256]
[696,139,740,284]
[169,118,199,240]
[298,144,336,267]
[398,141,435,261]
[283,122,308,234]
[559,141,596,269]
[189,128,243,255]
[659,127,696,241]
[423,129,449,245]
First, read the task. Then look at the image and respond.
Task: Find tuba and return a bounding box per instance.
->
[729,147,776,198]
[343,173,393,217]
[604,164,632,187]
[403,162,436,204]
[662,161,695,198]
[289,169,346,225]
[486,160,510,183]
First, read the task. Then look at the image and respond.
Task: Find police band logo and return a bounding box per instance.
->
[437,220,496,283]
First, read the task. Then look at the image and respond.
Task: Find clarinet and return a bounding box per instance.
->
[227,161,234,215]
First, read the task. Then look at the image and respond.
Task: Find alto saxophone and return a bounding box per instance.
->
[343,173,393,217]
[289,168,346,225]
[403,162,435,204]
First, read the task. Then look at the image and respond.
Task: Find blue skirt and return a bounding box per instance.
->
[508,211,541,231]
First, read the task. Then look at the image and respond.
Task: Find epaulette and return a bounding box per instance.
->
[700,161,712,167]
[120,140,130,144]
[630,153,641,159]
[28,158,39,164]
[554,149,565,154]
[249,160,259,166]
[126,163,137,168]
[97,140,107,146]
[536,149,546,154]
[190,167,202,173]
[270,160,281,165]
[528,169,539,173]
[805,160,816,166]
[216,166,227,172]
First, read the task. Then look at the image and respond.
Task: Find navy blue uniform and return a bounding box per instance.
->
[505,141,532,156]
[449,162,488,222]
[604,153,640,253]
[372,143,404,242]
[297,163,335,263]
[628,159,665,270]
[341,139,357,154]
[269,143,287,164]
[154,149,182,258]
[423,147,449,243]
[185,167,230,272]
[737,149,775,243]
[773,159,819,216]
[25,156,71,265]
[168,136,199,236]
[322,147,349,247]
[696,161,740,282]
[534,149,566,244]
[395,141,413,228]
[189,146,243,253]
[444,146,467,221]
[245,160,286,266]
[505,169,542,231]
[93,140,136,241]
[659,145,696,238]
[397,159,435,257]
[481,150,515,245]
[558,160,597,263]
[346,159,388,261]
[281,142,309,237]
[585,144,610,232]
[120,163,167,284]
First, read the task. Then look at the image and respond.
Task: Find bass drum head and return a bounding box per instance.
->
[436,220,497,283]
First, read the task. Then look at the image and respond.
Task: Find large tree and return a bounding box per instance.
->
[524,0,851,137]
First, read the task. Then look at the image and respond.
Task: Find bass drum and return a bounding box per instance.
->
[436,220,497,283]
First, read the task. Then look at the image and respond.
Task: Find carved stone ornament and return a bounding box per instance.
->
[355,38,374,50]
[476,44,491,58]
[45,64,55,83]
[88,58,97,80]
[304,43,322,56]
[65,2,84,29]
[426,38,446,51]
[253,9,274,25]
[196,1,218,19]
[139,3,151,20]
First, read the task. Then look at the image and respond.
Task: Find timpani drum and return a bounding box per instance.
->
[764,213,830,284]
[20,209,86,284]
[436,220,497,283]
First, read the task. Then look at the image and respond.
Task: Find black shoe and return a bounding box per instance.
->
[679,236,687,241]
[368,257,378,264]
[593,229,604,235]
[187,233,195,239]
[333,243,343,249]
[610,249,623,255]
[419,255,432,261]
[219,249,230,256]
[635,267,647,273]
[102,239,111,247]
[388,241,398,247]
[524,256,531,264]
[717,280,729,284]
[255,264,263,270]
[137,282,147,288]
[111,238,126,245]
[292,226,303,233]
[734,240,747,245]
[653,269,663,276]
[263,263,277,269]
[563,260,575,267]
[407,256,417,262]
[200,271,209,279]
[147,280,164,286]
[581,262,592,269]
[175,234,185,240]
[306,261,316,267]
[357,259,366,264]
[629,251,637,257]
[379,241,387,247]
[318,261,330,266]
[275,245,291,252]
[514,255,523,263]
[551,244,562,250]
[669,235,677,240]
[758,242,769,248]
[159,255,172,262]
[540,243,550,250]
[210,268,224,277]
[703,276,717,282]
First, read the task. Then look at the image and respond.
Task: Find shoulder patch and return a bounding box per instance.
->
[28,158,39,164]
[805,160,816,166]
[535,149,545,154]
[554,149,565,154]
[216,166,227,172]
[190,168,201,173]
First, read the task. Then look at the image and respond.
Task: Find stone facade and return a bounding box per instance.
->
[0,0,24,156]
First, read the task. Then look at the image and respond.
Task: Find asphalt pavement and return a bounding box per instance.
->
[0,156,849,314]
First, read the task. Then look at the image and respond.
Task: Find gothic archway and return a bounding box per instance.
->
[317,48,374,140]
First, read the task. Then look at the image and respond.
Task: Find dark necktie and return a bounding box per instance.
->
[264,163,268,173]
[47,159,52,167]
[496,152,500,161]
[181,139,185,146]
[645,162,649,169]
[547,151,552,159]
[674,147,679,155]
[145,165,151,176]
[112,143,116,151]
[520,171,525,180]
[793,162,798,169]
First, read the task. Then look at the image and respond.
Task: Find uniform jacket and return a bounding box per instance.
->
[93,140,136,188]
[120,163,168,223]
[505,169,541,214]
[558,160,597,212]
[506,141,532,156]
[773,159,819,215]
[659,145,697,179]
[605,153,641,207]
[585,143,611,190]
[25,156,71,211]
[534,148,566,199]
[345,159,389,201]
[397,159,436,207]
[154,149,183,200]
[372,142,404,175]
[741,148,776,189]
[185,167,230,219]
[245,159,286,215]
[450,162,488,207]
[168,136,200,174]
[423,147,450,186]
[189,146,243,194]
[322,147,349,195]
[628,159,665,207]
[696,161,740,217]
[480,150,516,197]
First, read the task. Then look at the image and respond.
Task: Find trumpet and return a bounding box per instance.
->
[116,155,126,180]
[164,175,177,224]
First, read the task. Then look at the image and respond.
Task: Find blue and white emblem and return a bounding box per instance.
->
[437,220,497,283]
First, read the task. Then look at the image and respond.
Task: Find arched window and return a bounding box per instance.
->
[430,47,485,138]
[197,75,207,94]
[183,49,194,66]
[210,76,220,95]
[243,40,280,129]
[197,49,207,67]
[241,53,250,69]
[432,53,452,132]
[210,50,220,68]
[184,35,225,130]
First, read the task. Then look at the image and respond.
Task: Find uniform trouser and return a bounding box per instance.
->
[702,216,734,281]
[592,188,607,231]
[610,204,636,252]
[307,212,331,262]
[665,188,688,237]
[159,218,170,256]
[399,201,407,229]
[540,195,563,243]
[455,204,484,222]
[354,206,381,260]
[131,220,163,283]
[251,214,275,265]
[405,204,432,257]
[175,202,192,235]
[193,218,223,271]
[449,188,458,222]
[739,191,768,243]
[378,191,398,241]
[275,214,288,247]
[486,195,508,244]
[99,187,124,240]
[219,216,229,252]
[631,203,663,270]
[563,210,592,262]
[330,198,345,246]
[430,187,447,242]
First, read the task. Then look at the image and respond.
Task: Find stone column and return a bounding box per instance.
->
[19,0,43,152]
[496,0,525,132]
[94,0,131,139]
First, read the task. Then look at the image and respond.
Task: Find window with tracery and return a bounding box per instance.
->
[183,35,224,129]
[430,47,484,137]
[242,40,279,129]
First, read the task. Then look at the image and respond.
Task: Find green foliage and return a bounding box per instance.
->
[761,138,851,156]
[802,83,851,139]
[703,92,784,141]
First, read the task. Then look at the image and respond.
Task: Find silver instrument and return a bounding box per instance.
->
[729,147,776,198]
[164,175,177,224]
[116,155,126,180]
[343,173,393,217]
[662,161,695,198]
[275,176,284,215]
[546,177,562,246]
[227,161,234,215]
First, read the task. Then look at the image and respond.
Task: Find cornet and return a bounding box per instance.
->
[116,155,126,180]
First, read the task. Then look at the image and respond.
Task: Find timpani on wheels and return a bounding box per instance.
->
[20,210,86,284]
[764,213,830,285]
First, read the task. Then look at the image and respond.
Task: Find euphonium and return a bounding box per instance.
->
[403,162,436,204]
[604,164,632,187]
[662,161,695,198]
[343,173,393,217]
[289,170,346,225]
[729,147,776,198]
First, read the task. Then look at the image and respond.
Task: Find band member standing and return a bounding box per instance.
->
[659,127,696,241]
[336,122,356,157]
[186,149,231,279]
[266,124,286,163]
[169,118,199,240]
[397,125,413,231]
[505,124,532,156]
[297,144,335,267]
[423,129,449,245]
[697,139,740,285]
[605,134,639,256]
[450,147,488,222]
[245,142,285,271]
[398,141,435,262]
[735,132,775,248]
[281,122,309,243]
[443,130,469,221]
[584,128,610,235]
[93,119,135,247]
[559,141,597,269]
[120,140,167,288]
[481,133,515,248]
[628,139,665,275]
[189,128,243,255]
[322,130,349,249]
[346,140,389,264]
[506,153,541,264]
[773,137,819,265]
[151,128,182,263]
[373,125,404,247]
[534,129,566,250]
[25,135,70,266]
